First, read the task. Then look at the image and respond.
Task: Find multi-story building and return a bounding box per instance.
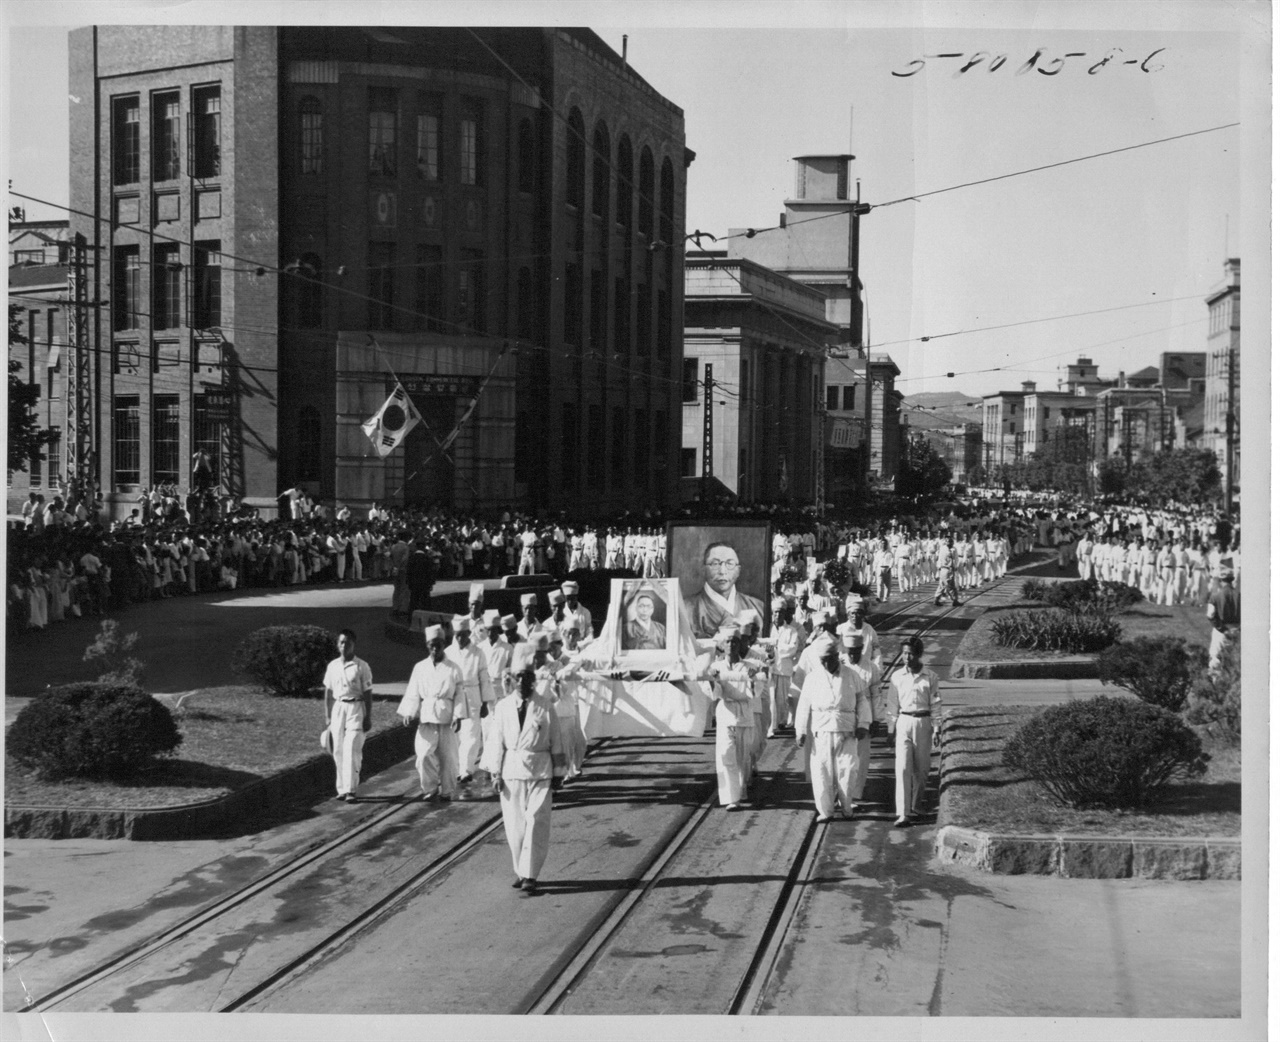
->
[981,389,1024,476]
[681,253,836,505]
[67,25,689,519]
[1020,382,1096,456]
[1203,258,1240,505]
[8,219,70,503]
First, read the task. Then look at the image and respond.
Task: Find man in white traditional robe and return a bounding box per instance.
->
[483,642,566,895]
[795,633,871,821]
[447,615,496,788]
[397,625,464,801]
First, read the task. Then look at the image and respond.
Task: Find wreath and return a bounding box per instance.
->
[822,558,851,591]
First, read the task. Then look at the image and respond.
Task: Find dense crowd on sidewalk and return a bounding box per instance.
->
[6,477,1239,637]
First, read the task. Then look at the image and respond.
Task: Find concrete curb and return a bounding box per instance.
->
[934,825,1241,880]
[4,722,416,842]
[950,656,1098,680]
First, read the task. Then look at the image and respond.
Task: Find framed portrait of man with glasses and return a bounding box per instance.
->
[667,522,772,640]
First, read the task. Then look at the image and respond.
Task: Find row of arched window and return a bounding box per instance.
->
[565,108,675,241]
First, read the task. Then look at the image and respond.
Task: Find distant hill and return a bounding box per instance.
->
[902,392,983,431]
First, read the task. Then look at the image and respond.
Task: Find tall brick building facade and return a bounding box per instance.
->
[67,26,689,519]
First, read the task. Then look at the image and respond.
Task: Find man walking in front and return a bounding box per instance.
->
[794,633,871,821]
[886,636,941,826]
[398,625,464,801]
[484,642,566,894]
[323,629,374,802]
[447,615,496,789]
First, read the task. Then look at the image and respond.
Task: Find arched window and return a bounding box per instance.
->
[299,96,323,174]
[298,252,323,328]
[638,146,654,238]
[566,108,585,208]
[517,118,535,193]
[659,157,674,246]
[616,135,633,231]
[298,405,321,481]
[591,121,610,219]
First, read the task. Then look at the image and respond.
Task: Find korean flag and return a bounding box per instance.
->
[362,384,422,457]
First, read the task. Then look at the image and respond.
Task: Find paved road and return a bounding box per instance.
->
[3,568,1243,1022]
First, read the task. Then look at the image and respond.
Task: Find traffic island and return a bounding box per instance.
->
[934,705,1241,880]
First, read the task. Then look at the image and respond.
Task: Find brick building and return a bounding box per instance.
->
[67,26,689,519]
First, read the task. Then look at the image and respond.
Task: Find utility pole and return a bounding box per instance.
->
[1225,344,1236,514]
[65,231,95,501]
[701,361,714,508]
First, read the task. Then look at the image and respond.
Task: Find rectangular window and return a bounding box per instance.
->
[368,242,396,329]
[368,87,397,176]
[112,96,140,185]
[827,385,839,411]
[193,86,221,178]
[564,263,582,346]
[45,428,60,488]
[682,358,700,403]
[193,394,223,486]
[153,91,181,180]
[843,385,857,411]
[416,102,440,181]
[459,98,484,186]
[415,244,444,332]
[153,245,181,329]
[590,271,606,347]
[300,98,323,174]
[113,246,140,331]
[152,340,180,374]
[681,447,697,477]
[561,403,578,489]
[194,241,221,329]
[113,342,141,376]
[587,405,604,488]
[611,407,626,484]
[152,395,181,485]
[113,395,141,486]
[459,249,486,333]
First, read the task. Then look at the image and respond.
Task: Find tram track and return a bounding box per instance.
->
[18,589,988,1016]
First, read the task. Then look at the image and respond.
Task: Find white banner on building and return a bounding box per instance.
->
[362,384,422,457]
[828,417,861,449]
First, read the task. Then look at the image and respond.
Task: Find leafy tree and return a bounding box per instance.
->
[8,303,54,475]
[896,435,952,501]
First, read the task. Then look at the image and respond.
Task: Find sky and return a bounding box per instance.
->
[2,1,1268,403]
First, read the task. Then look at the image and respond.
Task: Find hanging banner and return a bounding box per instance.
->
[362,384,422,457]
[828,417,862,449]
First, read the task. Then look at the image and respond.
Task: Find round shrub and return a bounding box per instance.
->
[8,681,182,780]
[1003,697,1208,809]
[990,608,1120,653]
[232,624,334,696]
[1020,578,1049,602]
[1184,638,1241,744]
[1097,636,1206,713]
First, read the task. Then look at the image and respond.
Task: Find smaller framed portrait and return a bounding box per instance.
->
[611,577,681,670]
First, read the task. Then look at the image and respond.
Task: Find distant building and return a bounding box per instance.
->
[8,219,70,503]
[915,422,981,485]
[1020,382,1095,457]
[67,25,690,519]
[1203,258,1240,504]
[981,390,1024,476]
[681,252,836,505]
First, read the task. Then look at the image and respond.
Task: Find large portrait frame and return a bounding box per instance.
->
[667,521,772,640]
[609,577,682,671]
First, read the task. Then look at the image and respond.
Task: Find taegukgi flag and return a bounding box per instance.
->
[362,384,422,457]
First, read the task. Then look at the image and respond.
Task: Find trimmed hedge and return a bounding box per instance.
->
[1020,577,1142,616]
[1097,636,1207,713]
[8,681,182,780]
[991,608,1120,653]
[1185,639,1241,744]
[232,624,335,696]
[1003,697,1208,808]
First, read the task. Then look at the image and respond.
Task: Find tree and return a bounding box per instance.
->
[896,435,952,501]
[8,303,54,475]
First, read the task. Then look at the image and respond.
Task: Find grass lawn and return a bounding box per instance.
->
[939,704,1241,837]
[954,592,1213,666]
[5,685,404,810]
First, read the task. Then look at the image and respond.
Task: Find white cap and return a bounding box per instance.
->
[423,624,444,643]
[482,609,501,627]
[510,643,539,673]
[452,615,472,632]
[520,593,538,607]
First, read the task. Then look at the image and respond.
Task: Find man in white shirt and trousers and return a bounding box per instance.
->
[447,615,496,789]
[323,629,374,802]
[886,635,942,826]
[397,625,465,801]
[794,632,872,821]
[483,642,566,895]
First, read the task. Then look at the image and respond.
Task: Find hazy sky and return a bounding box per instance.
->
[3,1,1267,403]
